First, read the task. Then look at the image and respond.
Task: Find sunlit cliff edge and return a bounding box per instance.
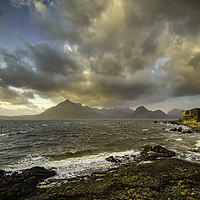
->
[177,108,200,132]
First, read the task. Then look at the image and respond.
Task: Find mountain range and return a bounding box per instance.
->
[129,106,168,119]
[0,99,182,120]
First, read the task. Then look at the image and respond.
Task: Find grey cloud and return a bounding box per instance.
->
[188,53,200,69]
[0,43,85,103]
[23,91,35,99]
[6,0,200,107]
[28,43,78,75]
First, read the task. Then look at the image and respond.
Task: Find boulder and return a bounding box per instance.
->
[0,169,5,177]
[106,156,122,163]
[137,145,175,161]
[152,145,175,157]
[105,145,176,164]
[0,166,56,200]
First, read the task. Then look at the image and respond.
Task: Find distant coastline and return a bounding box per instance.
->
[0,99,183,120]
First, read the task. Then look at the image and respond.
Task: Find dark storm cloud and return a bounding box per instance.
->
[28,43,78,75]
[0,43,84,101]
[6,0,200,107]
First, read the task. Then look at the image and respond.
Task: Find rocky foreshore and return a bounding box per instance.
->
[1,145,200,200]
[0,166,56,200]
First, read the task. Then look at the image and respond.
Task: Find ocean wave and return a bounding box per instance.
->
[48,148,100,160]
[195,140,200,147]
[4,150,140,179]
[45,149,140,179]
[5,155,50,171]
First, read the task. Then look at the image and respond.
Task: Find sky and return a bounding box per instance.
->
[0,0,200,116]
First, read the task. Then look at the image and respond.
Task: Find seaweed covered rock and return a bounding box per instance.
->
[137,144,175,161]
[0,166,56,200]
[27,158,200,200]
[105,156,122,163]
[105,145,175,164]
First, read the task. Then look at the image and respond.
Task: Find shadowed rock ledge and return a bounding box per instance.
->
[0,167,56,200]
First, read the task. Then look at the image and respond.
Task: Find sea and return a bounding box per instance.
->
[0,119,200,180]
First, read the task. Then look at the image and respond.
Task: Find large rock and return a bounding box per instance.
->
[137,144,176,161]
[105,145,175,164]
[182,108,200,123]
[0,166,56,200]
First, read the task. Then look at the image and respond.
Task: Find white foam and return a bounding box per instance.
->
[138,161,153,165]
[5,150,140,179]
[175,138,183,141]
[195,140,200,147]
[5,155,50,171]
[45,150,140,179]
[184,151,200,162]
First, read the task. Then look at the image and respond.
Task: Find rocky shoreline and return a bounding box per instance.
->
[176,121,200,133]
[1,145,200,200]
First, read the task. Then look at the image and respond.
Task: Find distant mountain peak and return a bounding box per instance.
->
[130,106,168,119]
[136,106,148,111]
[167,108,183,118]
[63,99,73,103]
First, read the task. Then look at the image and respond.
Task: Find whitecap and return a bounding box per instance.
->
[175,138,183,141]
[195,140,200,147]
[138,161,153,165]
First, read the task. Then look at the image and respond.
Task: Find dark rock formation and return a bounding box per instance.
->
[27,159,200,200]
[0,166,56,200]
[105,156,122,163]
[0,170,5,177]
[138,144,176,161]
[182,108,200,123]
[105,145,175,164]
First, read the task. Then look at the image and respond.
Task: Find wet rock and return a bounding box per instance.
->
[27,158,200,200]
[178,127,182,132]
[142,144,153,152]
[106,156,122,163]
[182,130,193,134]
[170,126,193,133]
[137,145,175,161]
[106,145,176,164]
[170,127,178,132]
[0,166,56,200]
[0,170,5,177]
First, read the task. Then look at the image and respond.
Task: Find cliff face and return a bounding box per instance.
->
[182,108,200,123]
